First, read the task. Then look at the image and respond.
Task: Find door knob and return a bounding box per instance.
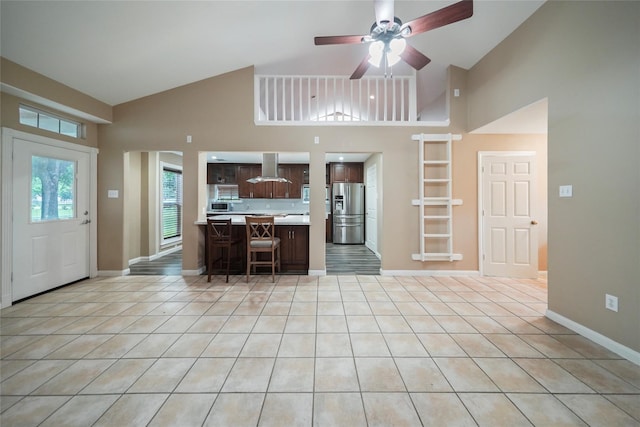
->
[531,220,538,225]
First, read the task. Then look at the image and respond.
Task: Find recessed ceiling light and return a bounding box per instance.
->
[370,95,375,100]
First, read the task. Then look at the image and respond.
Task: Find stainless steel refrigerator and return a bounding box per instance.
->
[332,182,365,244]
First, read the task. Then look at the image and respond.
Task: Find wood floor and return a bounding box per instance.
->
[325,243,380,275]
[128,244,381,276]
[129,250,183,276]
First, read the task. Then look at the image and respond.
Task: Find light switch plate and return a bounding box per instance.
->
[559,185,573,198]
[108,190,119,198]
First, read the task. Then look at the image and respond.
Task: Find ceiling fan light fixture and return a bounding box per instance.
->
[386,37,406,66]
[389,37,406,55]
[368,40,384,67]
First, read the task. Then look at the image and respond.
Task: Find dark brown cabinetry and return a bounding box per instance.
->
[204,222,309,275]
[330,162,363,183]
[207,163,237,184]
[236,163,306,199]
[326,214,332,243]
[237,165,266,198]
[277,225,309,272]
[274,164,305,199]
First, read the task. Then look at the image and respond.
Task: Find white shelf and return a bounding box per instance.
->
[412,253,463,262]
[423,160,450,165]
[412,133,462,263]
[411,198,463,206]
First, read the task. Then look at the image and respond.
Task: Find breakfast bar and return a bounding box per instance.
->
[196,214,310,275]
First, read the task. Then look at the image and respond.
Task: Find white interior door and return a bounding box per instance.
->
[12,139,91,300]
[481,153,538,278]
[365,163,378,256]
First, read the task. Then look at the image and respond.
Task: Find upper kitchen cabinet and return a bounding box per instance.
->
[330,162,363,183]
[237,163,305,199]
[237,164,266,198]
[273,164,305,199]
[207,163,237,184]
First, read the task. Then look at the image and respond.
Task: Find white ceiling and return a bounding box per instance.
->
[1,0,545,111]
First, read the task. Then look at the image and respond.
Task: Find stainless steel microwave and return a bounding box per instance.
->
[210,202,231,212]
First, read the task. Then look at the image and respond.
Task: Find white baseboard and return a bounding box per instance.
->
[308,269,326,276]
[546,309,640,366]
[128,256,147,266]
[129,245,182,266]
[380,269,480,276]
[181,268,204,276]
[97,269,130,277]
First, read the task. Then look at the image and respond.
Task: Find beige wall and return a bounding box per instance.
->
[1,1,636,356]
[467,1,640,352]
[0,91,99,148]
[96,65,547,276]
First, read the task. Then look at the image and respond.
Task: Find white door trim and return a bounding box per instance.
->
[1,127,98,307]
[477,150,536,277]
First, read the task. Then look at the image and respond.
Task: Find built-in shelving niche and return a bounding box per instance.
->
[411,133,463,262]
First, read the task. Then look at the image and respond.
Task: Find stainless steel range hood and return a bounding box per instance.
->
[246,153,291,183]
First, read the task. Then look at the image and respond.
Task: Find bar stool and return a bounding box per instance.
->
[206,218,241,283]
[245,216,281,282]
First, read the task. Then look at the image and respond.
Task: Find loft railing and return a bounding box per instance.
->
[255,74,417,125]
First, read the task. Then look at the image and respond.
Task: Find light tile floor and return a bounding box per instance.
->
[1,274,639,426]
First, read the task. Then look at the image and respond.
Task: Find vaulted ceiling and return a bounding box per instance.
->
[1,0,544,110]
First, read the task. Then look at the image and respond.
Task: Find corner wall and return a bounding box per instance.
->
[467,1,640,353]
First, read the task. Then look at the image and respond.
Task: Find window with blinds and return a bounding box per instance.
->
[162,167,182,241]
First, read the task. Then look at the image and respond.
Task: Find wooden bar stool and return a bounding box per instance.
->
[206,218,241,283]
[245,216,281,282]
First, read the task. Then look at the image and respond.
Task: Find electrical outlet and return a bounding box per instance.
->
[605,294,618,312]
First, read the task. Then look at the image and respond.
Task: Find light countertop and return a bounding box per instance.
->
[195,214,311,226]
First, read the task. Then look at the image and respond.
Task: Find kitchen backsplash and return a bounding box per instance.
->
[235,199,309,213]
[208,187,329,214]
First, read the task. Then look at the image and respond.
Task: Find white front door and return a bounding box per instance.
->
[12,138,91,300]
[481,153,538,278]
[365,163,378,256]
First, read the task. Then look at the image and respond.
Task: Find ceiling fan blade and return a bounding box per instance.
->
[402,0,473,37]
[400,44,431,70]
[374,0,394,26]
[350,56,371,79]
[314,35,365,45]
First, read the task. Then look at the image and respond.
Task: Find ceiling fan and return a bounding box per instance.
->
[314,0,473,79]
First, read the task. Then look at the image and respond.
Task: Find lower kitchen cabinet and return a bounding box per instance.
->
[276,225,309,273]
[204,223,309,275]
